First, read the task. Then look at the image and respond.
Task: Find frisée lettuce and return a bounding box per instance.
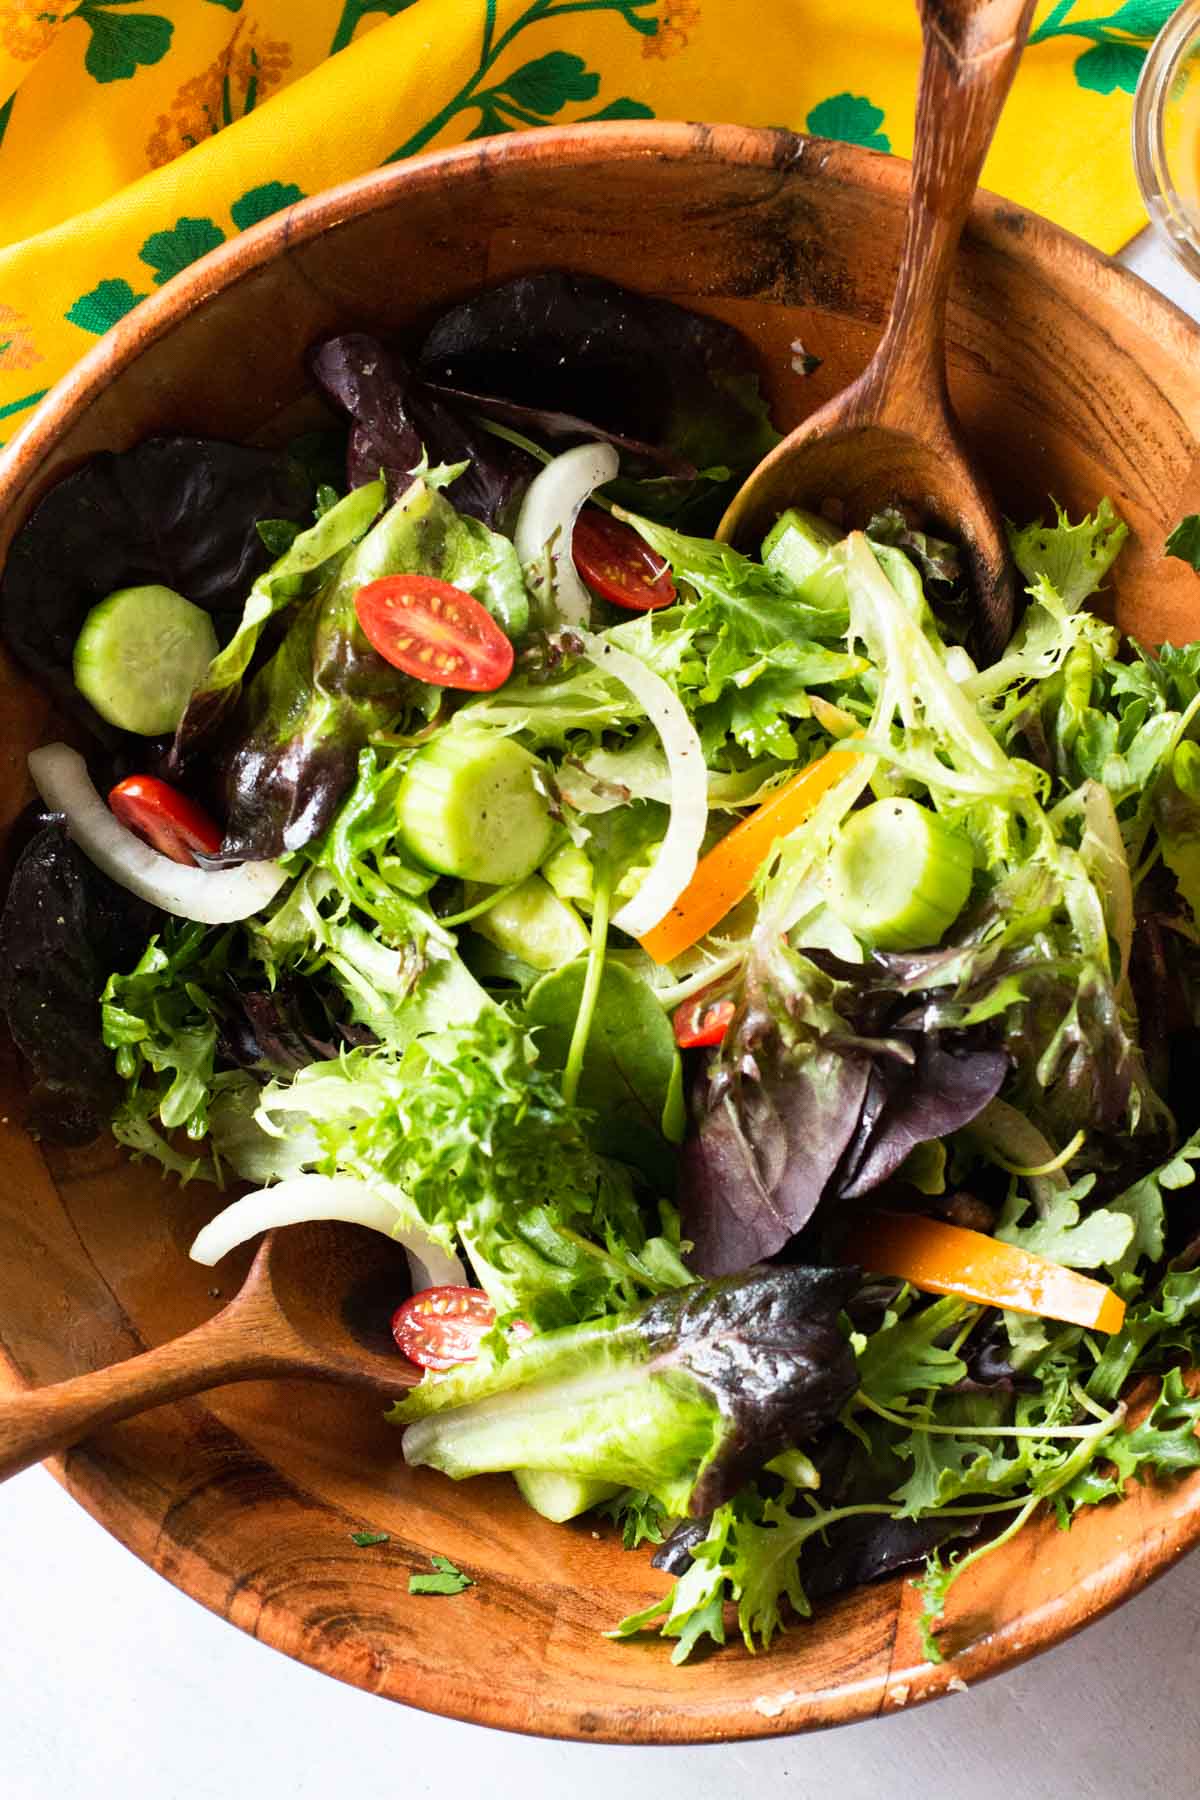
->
[5,282,1200,1673]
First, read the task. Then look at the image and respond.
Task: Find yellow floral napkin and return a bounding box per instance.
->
[0,0,1177,439]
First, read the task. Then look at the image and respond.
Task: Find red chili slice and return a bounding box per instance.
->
[392,1286,498,1371]
[572,508,676,611]
[672,996,736,1049]
[108,775,223,868]
[355,575,514,691]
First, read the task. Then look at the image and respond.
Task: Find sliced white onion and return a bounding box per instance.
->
[514,442,619,626]
[943,645,978,685]
[577,631,708,939]
[29,744,286,924]
[189,1172,467,1291]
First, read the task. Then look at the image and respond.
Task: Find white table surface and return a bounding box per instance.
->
[3,229,1199,1800]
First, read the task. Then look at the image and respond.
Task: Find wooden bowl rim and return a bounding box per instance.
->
[3,120,1200,1742]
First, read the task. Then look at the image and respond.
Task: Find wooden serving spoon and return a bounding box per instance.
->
[719,0,1037,657]
[0,1221,421,1484]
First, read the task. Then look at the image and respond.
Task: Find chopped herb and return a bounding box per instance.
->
[256,517,303,556]
[408,1553,474,1596]
[349,1530,391,1548]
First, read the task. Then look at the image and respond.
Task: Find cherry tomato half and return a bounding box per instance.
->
[572,508,676,612]
[109,775,223,867]
[392,1286,497,1371]
[672,996,736,1049]
[355,575,515,692]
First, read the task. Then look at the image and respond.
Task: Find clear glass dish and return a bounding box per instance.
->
[1133,0,1200,278]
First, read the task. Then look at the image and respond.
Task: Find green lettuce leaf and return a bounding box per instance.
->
[172,478,385,760]
[212,476,529,860]
[1006,498,1128,608]
[391,1264,859,1515]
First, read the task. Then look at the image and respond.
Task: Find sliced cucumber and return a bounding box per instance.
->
[541,839,594,907]
[395,730,553,884]
[73,584,219,736]
[826,798,973,951]
[513,1468,620,1523]
[472,874,589,971]
[762,506,839,583]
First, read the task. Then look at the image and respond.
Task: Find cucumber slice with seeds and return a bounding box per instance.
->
[395,730,553,885]
[73,584,218,736]
[826,798,973,951]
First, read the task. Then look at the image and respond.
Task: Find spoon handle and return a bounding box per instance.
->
[875,0,1037,421]
[0,1310,291,1484]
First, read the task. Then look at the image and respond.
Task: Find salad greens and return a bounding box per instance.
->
[408,1553,473,1595]
[6,275,1200,1670]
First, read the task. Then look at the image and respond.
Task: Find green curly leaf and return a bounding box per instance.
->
[805,92,891,153]
[138,217,227,287]
[64,278,148,335]
[1073,40,1146,94]
[78,4,173,84]
[497,51,600,116]
[230,181,306,231]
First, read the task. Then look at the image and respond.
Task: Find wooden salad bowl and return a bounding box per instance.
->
[1,122,1199,1743]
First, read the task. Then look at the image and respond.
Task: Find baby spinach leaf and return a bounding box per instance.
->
[525,960,682,1177]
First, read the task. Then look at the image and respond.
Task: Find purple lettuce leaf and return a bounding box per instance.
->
[836,1035,1009,1199]
[309,334,535,529]
[417,270,778,478]
[0,438,312,745]
[0,821,160,1139]
[680,943,1008,1278]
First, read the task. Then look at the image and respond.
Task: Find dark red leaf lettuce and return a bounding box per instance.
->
[0,438,312,744]
[309,334,535,529]
[0,821,159,1139]
[417,271,779,479]
[681,942,1008,1278]
[638,1263,860,1513]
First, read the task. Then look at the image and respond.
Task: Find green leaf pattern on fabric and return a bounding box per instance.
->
[1028,0,1180,96]
[229,180,306,229]
[386,0,660,160]
[64,277,149,334]
[805,92,891,152]
[77,2,174,85]
[138,214,226,285]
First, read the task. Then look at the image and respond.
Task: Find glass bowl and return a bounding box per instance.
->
[1133,0,1200,278]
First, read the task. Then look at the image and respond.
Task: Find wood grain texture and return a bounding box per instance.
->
[0,121,1199,1743]
[718,0,1038,655]
[0,1224,420,1482]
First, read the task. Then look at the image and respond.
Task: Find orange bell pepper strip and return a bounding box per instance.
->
[639,742,865,965]
[842,1211,1126,1335]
